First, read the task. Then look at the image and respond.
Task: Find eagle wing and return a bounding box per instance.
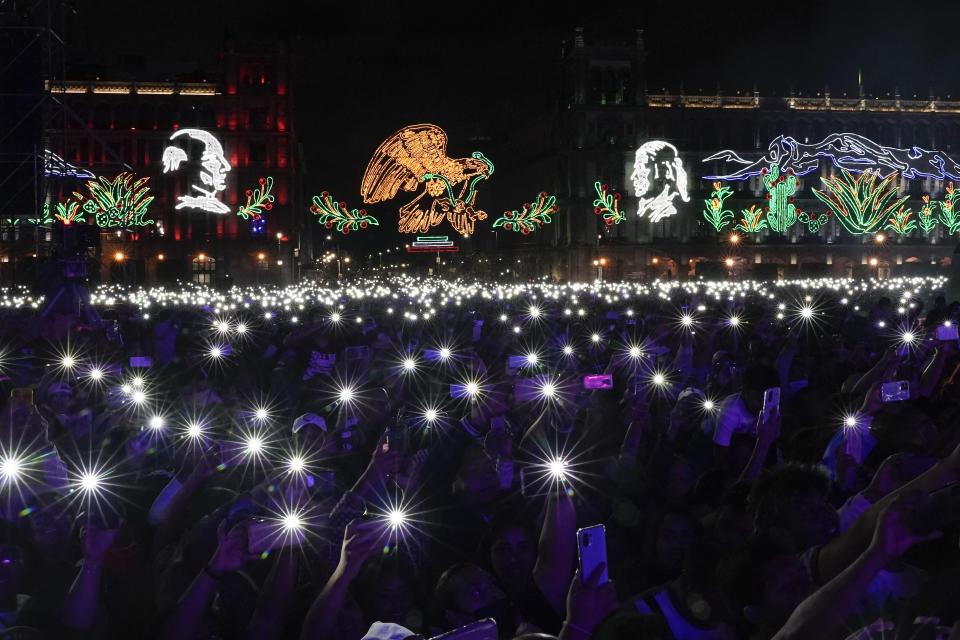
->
[361,124,451,204]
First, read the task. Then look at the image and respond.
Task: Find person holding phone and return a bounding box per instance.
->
[705,364,781,459]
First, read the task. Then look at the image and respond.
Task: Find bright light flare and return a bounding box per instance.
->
[148,415,165,430]
[562,345,574,356]
[402,357,417,372]
[78,472,102,493]
[387,509,407,529]
[281,510,304,532]
[439,347,452,360]
[287,455,306,474]
[245,436,264,456]
[0,456,22,482]
[186,422,204,439]
[338,385,355,403]
[548,457,568,479]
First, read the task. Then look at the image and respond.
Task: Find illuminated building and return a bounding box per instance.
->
[7,48,298,284]
[497,27,960,281]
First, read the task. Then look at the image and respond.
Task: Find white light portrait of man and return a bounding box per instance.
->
[161,128,232,214]
[630,141,690,223]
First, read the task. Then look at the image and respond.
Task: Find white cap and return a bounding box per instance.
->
[361,622,415,640]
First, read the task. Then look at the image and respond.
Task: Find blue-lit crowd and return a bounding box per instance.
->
[0,276,958,640]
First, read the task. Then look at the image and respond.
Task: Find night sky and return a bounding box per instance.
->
[45,0,960,248]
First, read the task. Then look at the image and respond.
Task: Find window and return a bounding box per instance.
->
[192,256,215,284]
[249,141,266,163]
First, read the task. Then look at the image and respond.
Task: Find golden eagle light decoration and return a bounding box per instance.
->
[361,124,494,235]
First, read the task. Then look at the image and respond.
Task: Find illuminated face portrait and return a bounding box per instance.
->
[630,141,690,223]
[162,128,232,214]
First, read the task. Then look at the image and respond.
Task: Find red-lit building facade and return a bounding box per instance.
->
[31,48,299,284]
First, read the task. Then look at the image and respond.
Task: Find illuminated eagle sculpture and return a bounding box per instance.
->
[361,124,494,235]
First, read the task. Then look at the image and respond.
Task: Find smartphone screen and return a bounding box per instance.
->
[10,388,33,410]
[761,387,780,422]
[129,356,152,368]
[577,525,609,584]
[247,519,306,554]
[937,324,959,341]
[583,374,613,390]
[881,380,910,402]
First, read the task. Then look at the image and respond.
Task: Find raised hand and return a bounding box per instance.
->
[564,565,618,636]
[81,525,119,564]
[209,520,259,574]
[338,518,387,578]
[870,493,941,561]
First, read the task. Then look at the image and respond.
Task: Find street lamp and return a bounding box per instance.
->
[276,232,284,282]
[593,257,607,282]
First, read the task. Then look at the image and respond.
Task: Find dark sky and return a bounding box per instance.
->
[50,0,960,248]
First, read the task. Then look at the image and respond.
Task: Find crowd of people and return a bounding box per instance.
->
[0,275,958,639]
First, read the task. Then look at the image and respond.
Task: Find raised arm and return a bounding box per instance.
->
[738,411,780,482]
[817,443,960,583]
[533,487,576,613]
[61,525,118,630]
[300,518,384,640]
[774,494,939,640]
[158,520,257,640]
[243,551,299,640]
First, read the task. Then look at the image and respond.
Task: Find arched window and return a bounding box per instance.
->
[192,256,215,284]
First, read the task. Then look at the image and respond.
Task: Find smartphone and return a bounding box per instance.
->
[424,349,442,362]
[761,387,780,422]
[129,356,152,368]
[507,355,528,370]
[583,374,613,390]
[881,380,910,402]
[247,519,306,554]
[937,324,959,341]
[10,388,33,410]
[577,525,609,584]
[429,618,498,640]
[450,383,483,399]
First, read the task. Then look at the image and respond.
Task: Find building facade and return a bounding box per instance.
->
[498,28,960,281]
[2,47,299,285]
